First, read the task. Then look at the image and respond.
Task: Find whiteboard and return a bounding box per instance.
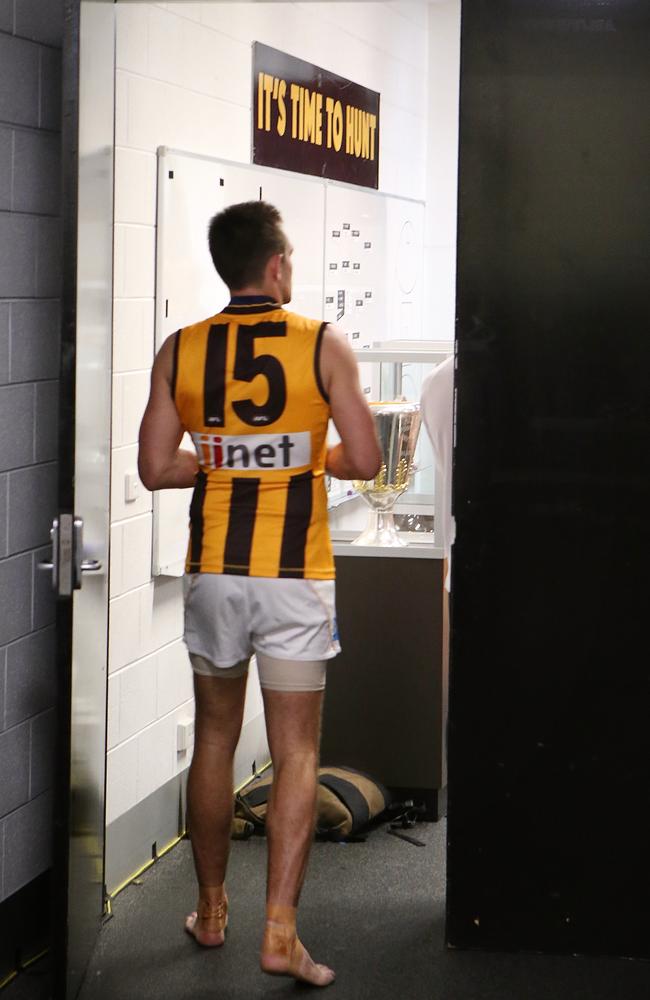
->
[152,147,424,576]
[155,150,327,351]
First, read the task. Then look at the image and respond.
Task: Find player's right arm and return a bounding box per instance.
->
[138,333,199,491]
[319,324,381,481]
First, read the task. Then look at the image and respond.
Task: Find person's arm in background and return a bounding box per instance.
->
[319,324,382,481]
[420,355,455,591]
[138,333,199,490]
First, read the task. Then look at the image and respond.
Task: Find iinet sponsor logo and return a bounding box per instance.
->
[192,431,311,471]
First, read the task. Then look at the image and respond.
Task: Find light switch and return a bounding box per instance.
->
[124,471,141,503]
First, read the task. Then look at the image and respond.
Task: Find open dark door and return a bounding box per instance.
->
[49,2,114,995]
[448,0,650,961]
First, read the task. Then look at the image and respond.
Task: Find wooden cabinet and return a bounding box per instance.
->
[320,554,447,820]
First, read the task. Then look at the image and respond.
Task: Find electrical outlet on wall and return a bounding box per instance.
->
[177,718,195,753]
[124,471,142,503]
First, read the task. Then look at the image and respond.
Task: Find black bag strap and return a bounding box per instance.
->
[240,783,271,809]
[327,765,391,809]
[234,791,266,828]
[318,774,371,833]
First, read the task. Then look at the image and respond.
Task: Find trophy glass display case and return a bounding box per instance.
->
[328,340,451,555]
[320,341,453,820]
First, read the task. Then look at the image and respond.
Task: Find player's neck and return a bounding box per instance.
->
[230,282,280,302]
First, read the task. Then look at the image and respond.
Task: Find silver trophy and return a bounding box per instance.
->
[351,401,421,547]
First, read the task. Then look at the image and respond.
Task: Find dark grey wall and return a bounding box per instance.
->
[0,0,63,903]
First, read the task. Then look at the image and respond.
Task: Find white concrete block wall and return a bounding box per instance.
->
[107,1,435,827]
[110,514,153,598]
[424,0,462,342]
[105,636,195,825]
[113,299,154,374]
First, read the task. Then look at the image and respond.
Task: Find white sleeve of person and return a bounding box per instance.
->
[420,356,456,592]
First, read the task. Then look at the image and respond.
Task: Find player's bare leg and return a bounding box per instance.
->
[259,687,335,987]
[185,670,247,947]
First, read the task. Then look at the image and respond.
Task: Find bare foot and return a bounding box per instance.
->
[261,919,335,987]
[185,893,228,948]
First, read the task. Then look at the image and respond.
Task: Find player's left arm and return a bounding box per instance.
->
[138,334,199,491]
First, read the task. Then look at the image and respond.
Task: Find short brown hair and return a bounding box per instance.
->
[208,201,286,289]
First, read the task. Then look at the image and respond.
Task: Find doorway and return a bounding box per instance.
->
[55,1,461,996]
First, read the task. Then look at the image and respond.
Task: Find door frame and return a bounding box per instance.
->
[54,2,115,996]
[53,0,79,987]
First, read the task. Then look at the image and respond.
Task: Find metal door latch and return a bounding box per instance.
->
[37,515,102,597]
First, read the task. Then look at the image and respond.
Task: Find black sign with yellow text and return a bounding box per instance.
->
[252,43,380,189]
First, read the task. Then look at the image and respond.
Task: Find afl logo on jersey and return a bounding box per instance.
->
[192,431,311,472]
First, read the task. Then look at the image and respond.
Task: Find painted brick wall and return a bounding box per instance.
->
[0,0,63,903]
[425,0,461,341]
[107,0,431,827]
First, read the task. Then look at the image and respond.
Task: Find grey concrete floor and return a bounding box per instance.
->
[5,818,650,999]
[79,818,649,1000]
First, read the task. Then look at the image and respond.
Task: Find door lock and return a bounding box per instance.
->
[37,515,103,597]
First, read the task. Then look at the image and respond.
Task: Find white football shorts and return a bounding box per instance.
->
[183,574,341,672]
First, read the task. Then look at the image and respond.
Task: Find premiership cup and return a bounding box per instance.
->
[351,401,421,547]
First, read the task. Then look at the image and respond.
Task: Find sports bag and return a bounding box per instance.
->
[234,765,391,840]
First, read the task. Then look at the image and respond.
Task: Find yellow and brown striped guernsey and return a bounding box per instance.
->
[173,297,334,579]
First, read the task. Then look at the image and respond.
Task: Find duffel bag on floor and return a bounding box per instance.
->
[234,765,391,840]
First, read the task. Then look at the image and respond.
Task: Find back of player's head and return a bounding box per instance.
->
[208,201,286,289]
